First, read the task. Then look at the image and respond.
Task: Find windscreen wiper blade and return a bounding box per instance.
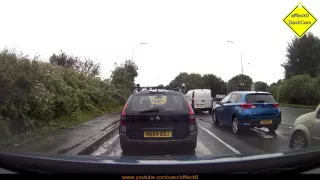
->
[139,108,160,113]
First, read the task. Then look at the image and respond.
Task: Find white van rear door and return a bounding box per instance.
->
[194,90,212,108]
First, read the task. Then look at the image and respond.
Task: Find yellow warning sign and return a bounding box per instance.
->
[283,3,317,38]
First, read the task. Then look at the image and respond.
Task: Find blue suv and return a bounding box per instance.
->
[212,91,281,134]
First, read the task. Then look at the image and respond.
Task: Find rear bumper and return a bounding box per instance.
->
[193,107,212,111]
[120,131,197,148]
[237,117,281,128]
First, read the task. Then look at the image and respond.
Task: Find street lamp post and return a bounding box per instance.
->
[227,82,229,94]
[132,43,148,61]
[227,40,244,91]
[266,73,276,92]
[247,62,255,91]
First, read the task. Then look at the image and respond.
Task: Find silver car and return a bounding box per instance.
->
[289,105,320,149]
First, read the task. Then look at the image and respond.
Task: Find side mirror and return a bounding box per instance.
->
[216,101,221,105]
[317,110,320,119]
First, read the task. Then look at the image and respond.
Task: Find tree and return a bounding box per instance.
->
[110,60,139,99]
[49,50,78,68]
[123,60,138,83]
[254,81,267,91]
[167,72,204,91]
[228,74,252,91]
[277,74,319,105]
[75,58,101,77]
[49,51,101,77]
[202,74,225,96]
[167,72,189,90]
[187,73,204,90]
[282,32,320,79]
[167,72,226,95]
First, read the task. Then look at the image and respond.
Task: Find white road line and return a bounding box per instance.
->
[280,107,313,111]
[253,127,286,136]
[281,122,292,125]
[251,128,273,138]
[259,127,268,132]
[198,124,241,154]
[91,134,119,156]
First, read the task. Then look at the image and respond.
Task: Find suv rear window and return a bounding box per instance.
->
[245,94,276,103]
[128,93,188,113]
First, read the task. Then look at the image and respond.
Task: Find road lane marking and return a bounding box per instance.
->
[91,134,119,156]
[251,128,273,138]
[280,107,314,111]
[253,127,289,139]
[198,124,241,154]
[281,122,292,125]
[195,138,212,156]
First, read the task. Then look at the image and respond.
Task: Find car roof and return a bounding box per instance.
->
[190,89,211,91]
[231,91,271,95]
[188,89,211,93]
[132,89,182,95]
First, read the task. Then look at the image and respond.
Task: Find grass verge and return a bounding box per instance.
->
[280,103,317,110]
[0,105,123,149]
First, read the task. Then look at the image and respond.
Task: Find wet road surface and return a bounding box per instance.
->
[91,107,314,157]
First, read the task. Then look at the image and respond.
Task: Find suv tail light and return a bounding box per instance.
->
[188,101,196,132]
[241,103,256,109]
[120,103,127,125]
[189,114,196,124]
[273,103,280,108]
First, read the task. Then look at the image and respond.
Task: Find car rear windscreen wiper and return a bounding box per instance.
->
[139,108,160,113]
[255,100,266,103]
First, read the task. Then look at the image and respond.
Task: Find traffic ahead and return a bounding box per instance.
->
[119,89,197,153]
[92,106,313,157]
[91,88,317,157]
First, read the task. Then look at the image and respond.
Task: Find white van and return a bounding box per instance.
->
[186,89,213,113]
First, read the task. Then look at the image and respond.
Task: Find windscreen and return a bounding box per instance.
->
[1,0,320,173]
[245,94,276,103]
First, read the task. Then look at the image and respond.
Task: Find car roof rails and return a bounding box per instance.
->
[131,84,162,93]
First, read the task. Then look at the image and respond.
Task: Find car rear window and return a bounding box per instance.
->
[245,94,276,103]
[128,93,188,113]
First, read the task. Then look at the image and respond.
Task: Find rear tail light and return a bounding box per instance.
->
[241,103,256,109]
[189,114,196,124]
[188,101,196,132]
[187,101,195,122]
[273,103,280,108]
[120,103,128,126]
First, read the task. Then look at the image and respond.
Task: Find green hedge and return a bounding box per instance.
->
[269,74,320,106]
[0,49,129,143]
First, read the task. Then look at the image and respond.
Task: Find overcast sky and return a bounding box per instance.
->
[1,0,319,86]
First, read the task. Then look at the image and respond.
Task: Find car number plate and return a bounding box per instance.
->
[260,120,272,124]
[144,131,172,138]
[195,105,204,108]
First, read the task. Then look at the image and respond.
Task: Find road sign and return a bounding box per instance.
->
[283,3,317,38]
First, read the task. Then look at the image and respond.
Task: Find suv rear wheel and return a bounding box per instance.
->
[212,111,220,126]
[120,140,131,153]
[185,139,197,152]
[232,117,245,134]
[268,125,278,133]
